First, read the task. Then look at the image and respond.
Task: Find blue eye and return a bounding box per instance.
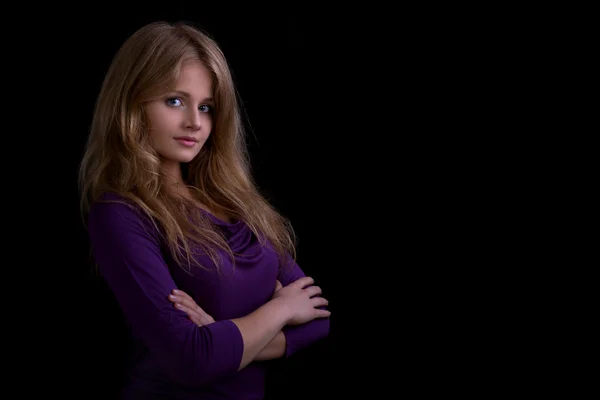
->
[199,105,213,113]
[166,98,182,107]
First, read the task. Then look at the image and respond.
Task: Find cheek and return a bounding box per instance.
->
[149,115,175,140]
[205,115,214,133]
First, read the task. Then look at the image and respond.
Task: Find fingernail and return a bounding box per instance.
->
[169,294,176,299]
[172,289,179,294]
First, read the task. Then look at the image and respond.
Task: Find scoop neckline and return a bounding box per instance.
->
[198,206,240,226]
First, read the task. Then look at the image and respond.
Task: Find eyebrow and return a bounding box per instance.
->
[171,90,213,103]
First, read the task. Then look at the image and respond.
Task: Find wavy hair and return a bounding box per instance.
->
[78,21,297,272]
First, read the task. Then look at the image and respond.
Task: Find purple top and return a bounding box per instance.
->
[87,193,330,399]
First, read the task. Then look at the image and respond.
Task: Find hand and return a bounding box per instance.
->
[168,289,215,327]
[272,276,330,325]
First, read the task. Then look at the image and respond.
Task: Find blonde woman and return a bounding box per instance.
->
[79,20,330,399]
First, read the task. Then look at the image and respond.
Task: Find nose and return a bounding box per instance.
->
[185,110,202,131]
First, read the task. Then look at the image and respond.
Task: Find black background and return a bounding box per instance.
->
[2,2,549,399]
[76,8,355,399]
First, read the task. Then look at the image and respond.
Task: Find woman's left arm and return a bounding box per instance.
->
[170,254,331,361]
[275,256,331,358]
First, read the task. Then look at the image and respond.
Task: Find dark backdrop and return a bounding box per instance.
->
[6,6,424,398]
[3,3,518,398]
[54,6,366,399]
[68,8,343,400]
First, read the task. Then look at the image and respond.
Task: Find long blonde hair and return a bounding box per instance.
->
[79,21,297,272]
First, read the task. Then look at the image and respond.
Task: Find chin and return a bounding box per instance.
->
[172,149,201,163]
[177,155,200,163]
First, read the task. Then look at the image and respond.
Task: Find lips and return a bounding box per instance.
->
[174,136,198,142]
[174,136,199,148]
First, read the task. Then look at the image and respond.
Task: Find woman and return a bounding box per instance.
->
[79,20,330,399]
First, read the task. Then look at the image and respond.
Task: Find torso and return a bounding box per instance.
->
[209,209,233,224]
[195,202,233,224]
[180,187,234,223]
[135,201,279,399]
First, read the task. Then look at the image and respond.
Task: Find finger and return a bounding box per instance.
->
[293,276,314,288]
[175,303,215,325]
[170,295,215,324]
[275,280,283,291]
[202,314,216,324]
[304,285,322,297]
[168,294,198,311]
[172,289,193,302]
[187,303,214,324]
[311,296,329,308]
[174,303,205,326]
[169,292,210,317]
[315,309,331,318]
[193,305,215,324]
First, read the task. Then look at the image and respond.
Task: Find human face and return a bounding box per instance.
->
[146,60,214,178]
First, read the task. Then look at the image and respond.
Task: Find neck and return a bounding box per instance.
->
[162,160,184,185]
[161,161,191,199]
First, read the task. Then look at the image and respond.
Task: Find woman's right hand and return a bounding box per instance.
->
[272,276,331,325]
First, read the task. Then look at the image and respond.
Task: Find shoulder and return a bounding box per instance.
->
[89,192,138,219]
[88,191,157,235]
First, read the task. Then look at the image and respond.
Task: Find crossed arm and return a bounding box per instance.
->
[89,196,330,386]
[168,252,330,363]
[169,281,289,361]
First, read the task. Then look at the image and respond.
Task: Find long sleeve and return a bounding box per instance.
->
[87,199,244,386]
[277,255,331,358]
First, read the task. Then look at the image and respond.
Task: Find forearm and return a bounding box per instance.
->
[277,262,331,358]
[282,316,330,358]
[230,298,290,370]
[254,331,286,361]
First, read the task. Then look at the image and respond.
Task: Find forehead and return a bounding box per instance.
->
[173,60,213,98]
